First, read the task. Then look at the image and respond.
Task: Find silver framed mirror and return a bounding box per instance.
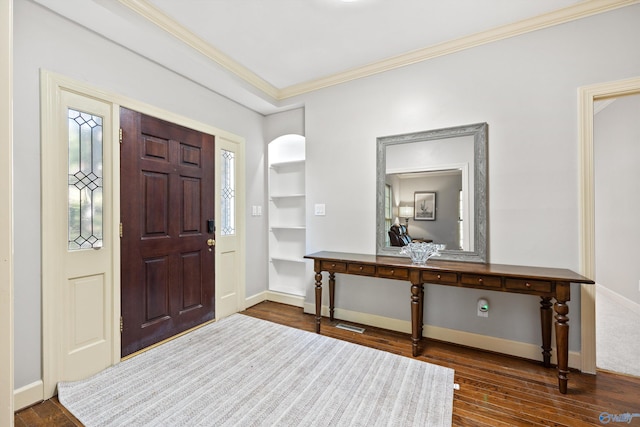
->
[376,123,487,263]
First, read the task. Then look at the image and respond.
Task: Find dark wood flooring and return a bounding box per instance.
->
[15,301,640,426]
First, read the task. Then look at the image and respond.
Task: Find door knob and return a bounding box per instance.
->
[207,239,215,247]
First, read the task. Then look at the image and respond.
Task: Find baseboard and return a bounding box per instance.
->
[303,303,581,369]
[246,290,305,309]
[245,291,268,308]
[596,283,640,314]
[14,380,43,411]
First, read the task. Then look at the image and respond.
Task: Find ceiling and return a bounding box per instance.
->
[31,0,634,113]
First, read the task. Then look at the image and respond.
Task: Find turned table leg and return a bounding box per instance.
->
[314,270,323,333]
[554,283,571,394]
[540,297,553,368]
[411,283,424,357]
[329,272,336,322]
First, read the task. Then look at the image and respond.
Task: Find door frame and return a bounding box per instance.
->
[578,75,640,375]
[41,70,246,400]
[0,0,13,423]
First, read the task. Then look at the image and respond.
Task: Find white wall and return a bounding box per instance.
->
[13,0,267,388]
[298,5,640,351]
[594,94,640,305]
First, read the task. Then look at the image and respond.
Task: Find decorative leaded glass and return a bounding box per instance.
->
[221,149,235,236]
[68,109,104,250]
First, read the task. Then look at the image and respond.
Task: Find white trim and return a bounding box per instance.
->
[596,283,640,314]
[13,381,43,412]
[245,291,306,309]
[0,0,13,423]
[304,303,582,369]
[40,70,247,400]
[265,291,305,308]
[578,76,640,375]
[118,0,639,100]
[118,0,279,99]
[245,291,268,308]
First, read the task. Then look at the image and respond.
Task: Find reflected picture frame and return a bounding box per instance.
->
[414,191,435,221]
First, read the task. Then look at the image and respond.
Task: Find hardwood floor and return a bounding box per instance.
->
[15,301,640,426]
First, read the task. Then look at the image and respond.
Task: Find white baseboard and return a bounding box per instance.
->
[245,291,268,308]
[245,290,305,309]
[596,283,640,314]
[264,291,305,308]
[14,380,43,411]
[303,303,581,369]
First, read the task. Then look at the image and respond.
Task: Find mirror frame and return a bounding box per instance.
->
[376,122,488,263]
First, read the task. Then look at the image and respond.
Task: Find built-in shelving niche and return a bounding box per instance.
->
[268,136,308,297]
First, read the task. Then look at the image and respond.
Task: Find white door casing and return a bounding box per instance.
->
[578,75,640,375]
[41,70,246,401]
[0,0,13,423]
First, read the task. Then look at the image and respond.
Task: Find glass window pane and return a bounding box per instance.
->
[68,108,103,250]
[221,149,235,236]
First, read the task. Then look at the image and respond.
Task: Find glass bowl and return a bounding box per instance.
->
[399,242,446,265]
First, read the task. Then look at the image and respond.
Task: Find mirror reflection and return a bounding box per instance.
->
[376,123,487,263]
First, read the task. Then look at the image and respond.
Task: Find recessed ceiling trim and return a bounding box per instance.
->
[120,0,639,102]
[118,0,280,100]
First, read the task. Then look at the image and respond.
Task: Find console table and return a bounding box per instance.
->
[304,251,594,394]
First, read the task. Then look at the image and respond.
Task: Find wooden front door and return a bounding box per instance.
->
[120,108,215,356]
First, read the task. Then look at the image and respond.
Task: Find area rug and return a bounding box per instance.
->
[58,314,455,426]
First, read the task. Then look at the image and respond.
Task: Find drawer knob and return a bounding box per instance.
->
[478,278,483,283]
[391,269,395,274]
[437,274,441,279]
[525,282,532,288]
[359,266,363,270]
[331,263,336,268]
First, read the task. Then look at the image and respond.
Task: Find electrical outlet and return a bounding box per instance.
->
[477,298,489,317]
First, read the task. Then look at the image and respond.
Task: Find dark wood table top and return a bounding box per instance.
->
[304,251,595,284]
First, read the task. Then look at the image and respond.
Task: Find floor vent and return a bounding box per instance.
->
[335,323,365,334]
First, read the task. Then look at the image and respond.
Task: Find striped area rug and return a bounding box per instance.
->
[58,314,455,426]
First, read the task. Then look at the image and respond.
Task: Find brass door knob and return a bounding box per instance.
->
[207,239,215,247]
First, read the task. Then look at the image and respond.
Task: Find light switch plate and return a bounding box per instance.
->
[314,204,326,216]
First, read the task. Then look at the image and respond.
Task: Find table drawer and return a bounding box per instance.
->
[320,261,347,272]
[505,278,551,293]
[421,271,458,284]
[377,266,410,279]
[347,263,376,276]
[461,274,502,288]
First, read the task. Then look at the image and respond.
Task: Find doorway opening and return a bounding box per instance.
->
[593,93,640,377]
[579,76,640,376]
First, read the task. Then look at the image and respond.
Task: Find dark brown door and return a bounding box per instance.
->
[120,108,215,356]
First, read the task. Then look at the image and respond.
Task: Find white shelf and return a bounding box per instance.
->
[270,226,306,231]
[269,159,305,170]
[270,256,306,263]
[270,193,305,200]
[269,138,306,297]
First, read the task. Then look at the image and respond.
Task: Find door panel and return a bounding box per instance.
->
[120,107,215,356]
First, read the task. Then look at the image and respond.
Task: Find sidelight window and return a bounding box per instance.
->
[221,149,235,235]
[67,109,103,250]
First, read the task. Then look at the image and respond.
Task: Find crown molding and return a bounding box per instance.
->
[280,0,640,99]
[120,0,640,102]
[118,0,280,100]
